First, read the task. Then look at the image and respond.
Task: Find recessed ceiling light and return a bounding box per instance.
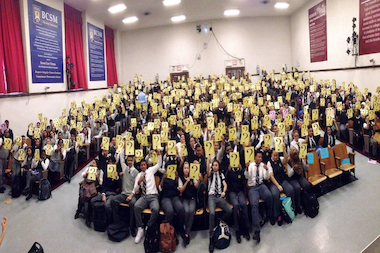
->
[171,15,186,22]
[123,16,138,24]
[274,2,289,9]
[224,9,240,16]
[108,4,127,14]
[163,0,181,6]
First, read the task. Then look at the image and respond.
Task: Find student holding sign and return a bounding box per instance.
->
[178,162,202,245]
[49,139,66,183]
[10,135,27,183]
[24,150,49,201]
[322,127,336,148]
[305,126,321,153]
[75,161,103,228]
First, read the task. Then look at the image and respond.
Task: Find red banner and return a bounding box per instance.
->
[309,0,327,63]
[359,0,380,55]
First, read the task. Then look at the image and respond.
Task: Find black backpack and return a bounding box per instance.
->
[38,179,51,200]
[28,242,44,253]
[12,176,21,198]
[93,201,108,232]
[302,191,319,218]
[107,222,130,242]
[212,220,231,249]
[144,223,160,253]
[280,202,292,224]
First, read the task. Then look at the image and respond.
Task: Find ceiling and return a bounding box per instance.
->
[64,0,308,32]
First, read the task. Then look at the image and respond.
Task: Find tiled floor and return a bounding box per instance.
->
[1,145,379,253]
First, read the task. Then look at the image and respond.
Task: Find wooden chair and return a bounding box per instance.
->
[319,136,324,146]
[306,152,327,186]
[348,120,354,146]
[319,147,342,179]
[334,143,356,178]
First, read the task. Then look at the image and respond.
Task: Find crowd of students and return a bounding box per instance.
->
[0,68,379,252]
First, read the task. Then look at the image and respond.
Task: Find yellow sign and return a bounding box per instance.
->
[312,109,319,121]
[207,117,215,130]
[299,143,307,159]
[131,118,137,127]
[18,149,26,161]
[278,123,285,136]
[312,122,321,136]
[244,147,255,164]
[301,124,308,137]
[229,128,237,141]
[15,136,22,146]
[166,165,177,180]
[125,140,135,155]
[240,131,250,146]
[204,140,215,157]
[63,139,69,150]
[264,134,272,147]
[215,127,223,142]
[150,151,158,165]
[180,143,188,157]
[193,124,201,138]
[76,135,83,146]
[87,167,97,181]
[3,138,12,150]
[326,115,333,127]
[34,149,40,161]
[152,134,161,149]
[189,163,200,179]
[45,144,53,156]
[251,118,258,130]
[107,164,117,179]
[230,152,240,168]
[167,140,177,155]
[101,137,110,150]
[274,137,283,153]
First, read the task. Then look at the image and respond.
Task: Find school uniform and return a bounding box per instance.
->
[178,176,198,234]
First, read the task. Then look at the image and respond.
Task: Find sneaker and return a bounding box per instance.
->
[135,227,144,244]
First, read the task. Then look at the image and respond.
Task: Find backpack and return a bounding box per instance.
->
[107,222,130,242]
[282,197,295,221]
[144,223,160,253]
[93,201,108,232]
[28,242,44,253]
[196,181,206,210]
[212,220,231,249]
[159,222,178,253]
[280,197,292,224]
[302,191,319,218]
[38,178,51,201]
[237,207,249,236]
[12,176,21,198]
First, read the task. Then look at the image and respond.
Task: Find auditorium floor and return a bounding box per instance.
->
[1,144,379,253]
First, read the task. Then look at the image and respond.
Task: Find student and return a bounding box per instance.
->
[75,160,103,228]
[225,158,250,243]
[49,139,66,183]
[110,153,139,237]
[323,126,336,148]
[290,130,304,151]
[24,150,49,200]
[63,130,78,183]
[353,109,364,148]
[0,133,10,193]
[245,151,272,243]
[305,126,321,153]
[178,162,201,246]
[11,136,27,182]
[206,159,232,253]
[21,147,34,194]
[133,149,164,244]
[4,120,13,141]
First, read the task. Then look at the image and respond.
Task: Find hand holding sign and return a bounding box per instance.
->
[244,147,255,164]
[230,152,240,168]
[168,140,176,155]
[299,143,307,159]
[125,140,135,155]
[107,164,117,179]
[166,165,177,180]
[87,167,97,181]
[152,134,161,149]
[190,163,200,179]
[101,137,110,150]
[274,137,283,153]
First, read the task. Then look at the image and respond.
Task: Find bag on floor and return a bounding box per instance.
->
[212,220,231,249]
[93,201,107,232]
[302,191,319,218]
[144,223,160,253]
[282,197,295,221]
[237,207,249,236]
[80,179,97,202]
[107,221,130,242]
[12,176,21,198]
[38,178,51,200]
[159,222,178,253]
[28,242,44,253]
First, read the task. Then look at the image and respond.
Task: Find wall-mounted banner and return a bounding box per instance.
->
[359,0,380,55]
[309,0,327,63]
[88,23,105,81]
[28,0,63,83]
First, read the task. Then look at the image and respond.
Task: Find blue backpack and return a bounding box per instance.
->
[213,220,231,249]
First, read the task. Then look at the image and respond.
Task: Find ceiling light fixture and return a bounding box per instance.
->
[274,2,289,9]
[123,16,138,24]
[163,0,181,6]
[224,9,240,16]
[171,15,186,22]
[108,4,127,14]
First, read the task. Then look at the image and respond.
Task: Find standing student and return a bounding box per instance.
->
[245,151,272,243]
[133,149,164,244]
[206,159,232,253]
[110,153,139,237]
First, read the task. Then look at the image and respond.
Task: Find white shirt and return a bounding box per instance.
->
[244,162,269,187]
[290,138,305,151]
[208,171,225,195]
[133,155,164,195]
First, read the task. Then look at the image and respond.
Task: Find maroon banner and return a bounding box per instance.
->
[309,1,327,63]
[359,0,380,55]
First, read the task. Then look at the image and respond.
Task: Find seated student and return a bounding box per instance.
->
[225,158,250,243]
[159,157,189,246]
[323,126,336,148]
[178,162,202,246]
[11,135,28,182]
[305,126,321,153]
[0,132,10,193]
[290,130,304,151]
[48,139,66,178]
[133,149,164,244]
[24,150,49,200]
[287,147,311,211]
[21,147,34,194]
[63,130,78,183]
[90,156,120,225]
[245,151,272,243]
[110,153,139,237]
[75,160,103,228]
[206,159,232,253]
[250,128,263,151]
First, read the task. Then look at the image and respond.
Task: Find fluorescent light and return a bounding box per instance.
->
[171,15,186,22]
[108,4,127,14]
[163,0,181,6]
[224,9,240,16]
[274,2,289,9]
[123,16,138,24]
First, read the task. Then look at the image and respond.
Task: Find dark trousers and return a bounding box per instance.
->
[134,194,160,228]
[111,193,137,228]
[25,171,41,197]
[91,192,117,222]
[248,184,273,233]
[161,196,185,226]
[64,153,75,179]
[290,176,311,209]
[182,198,196,233]
[229,191,248,233]
[208,195,232,237]
[269,180,295,218]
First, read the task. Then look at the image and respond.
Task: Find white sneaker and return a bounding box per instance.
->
[134,227,144,244]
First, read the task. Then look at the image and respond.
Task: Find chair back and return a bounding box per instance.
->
[334,143,349,160]
[307,152,321,178]
[319,147,337,172]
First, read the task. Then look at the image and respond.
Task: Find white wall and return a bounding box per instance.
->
[118,16,292,82]
[290,0,380,93]
[20,0,67,93]
[82,12,108,89]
